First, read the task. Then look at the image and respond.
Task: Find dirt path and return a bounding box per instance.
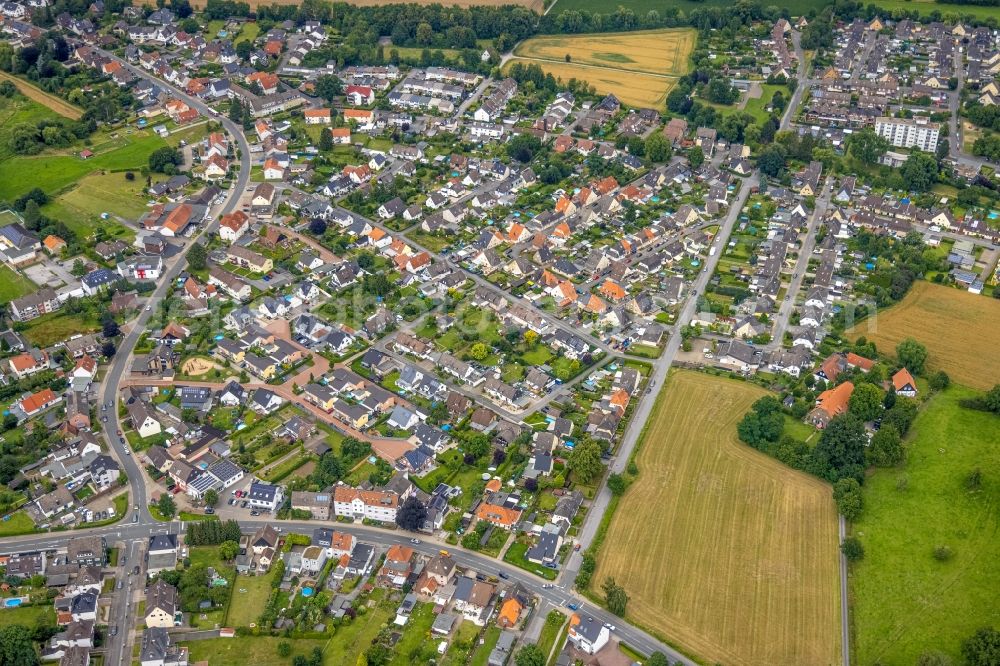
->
[0,72,83,120]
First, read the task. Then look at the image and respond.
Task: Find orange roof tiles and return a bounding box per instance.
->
[846,353,875,372]
[599,280,626,301]
[475,503,521,527]
[816,381,854,418]
[19,388,58,414]
[892,368,916,392]
[385,544,414,563]
[163,204,192,234]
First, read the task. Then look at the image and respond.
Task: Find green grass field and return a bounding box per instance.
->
[21,313,98,348]
[0,604,55,627]
[0,511,37,537]
[227,574,274,628]
[0,266,37,303]
[850,385,1000,666]
[184,636,328,666]
[0,129,170,201]
[552,0,829,15]
[0,95,63,163]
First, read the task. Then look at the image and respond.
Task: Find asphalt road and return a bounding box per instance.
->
[766,178,833,350]
[90,46,254,524]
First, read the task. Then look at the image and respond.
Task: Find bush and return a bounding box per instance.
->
[932,545,953,562]
[840,537,864,562]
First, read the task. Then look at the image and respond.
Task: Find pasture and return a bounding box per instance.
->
[0,72,82,120]
[850,385,1000,665]
[845,281,1000,391]
[507,28,695,109]
[593,370,841,666]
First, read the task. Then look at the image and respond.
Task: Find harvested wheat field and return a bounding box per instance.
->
[594,370,841,666]
[846,281,1000,390]
[504,58,676,108]
[513,28,695,76]
[507,29,694,108]
[0,72,82,120]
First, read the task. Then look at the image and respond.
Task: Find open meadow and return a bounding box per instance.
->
[0,72,82,120]
[594,370,841,666]
[506,29,695,109]
[850,385,1000,665]
[846,281,1000,391]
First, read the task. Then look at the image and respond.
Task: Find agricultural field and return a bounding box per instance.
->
[0,72,82,120]
[593,370,841,666]
[846,281,1000,391]
[850,385,1000,666]
[552,0,829,15]
[504,59,676,109]
[506,28,696,109]
[513,29,694,76]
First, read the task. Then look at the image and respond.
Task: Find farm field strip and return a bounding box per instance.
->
[593,370,841,666]
[0,72,82,120]
[846,281,1000,391]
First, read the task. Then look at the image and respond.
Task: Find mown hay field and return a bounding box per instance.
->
[513,28,695,76]
[846,281,1000,391]
[0,72,82,120]
[504,58,676,108]
[594,370,841,666]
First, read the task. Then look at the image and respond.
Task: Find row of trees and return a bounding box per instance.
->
[185,518,244,545]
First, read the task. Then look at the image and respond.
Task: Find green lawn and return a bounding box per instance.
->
[783,414,818,444]
[0,266,36,302]
[388,602,437,665]
[850,385,1000,666]
[535,610,566,661]
[227,573,274,628]
[0,604,55,628]
[47,171,152,229]
[320,592,395,665]
[744,84,785,123]
[235,22,260,44]
[184,637,328,666]
[21,313,98,348]
[469,626,502,666]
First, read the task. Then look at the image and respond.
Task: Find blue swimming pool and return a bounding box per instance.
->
[301,587,314,597]
[5,598,23,608]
